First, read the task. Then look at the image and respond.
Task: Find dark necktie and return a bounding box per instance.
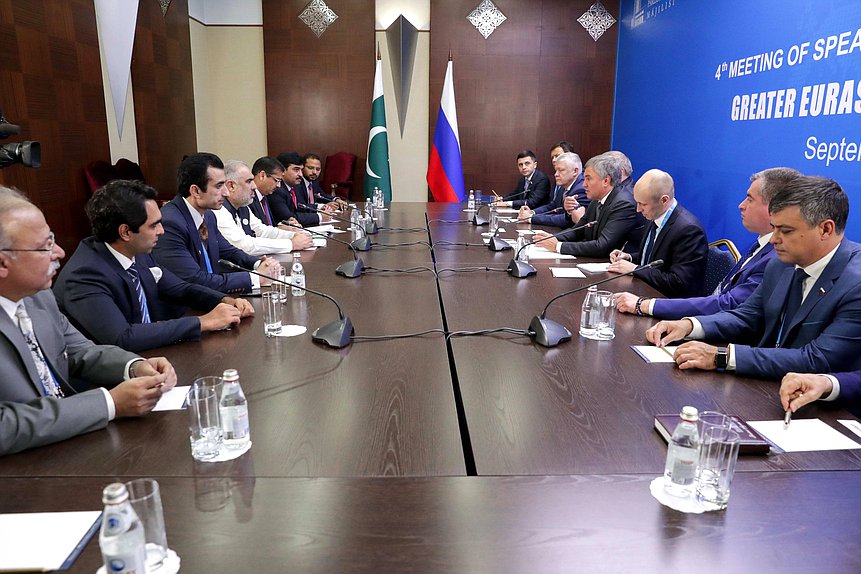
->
[641,222,658,265]
[307,182,315,204]
[776,268,808,347]
[720,240,760,292]
[127,263,151,324]
[260,197,273,225]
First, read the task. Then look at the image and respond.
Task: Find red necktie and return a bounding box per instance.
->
[290,187,298,208]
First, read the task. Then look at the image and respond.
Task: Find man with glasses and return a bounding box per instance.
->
[0,185,177,455]
[152,152,281,293]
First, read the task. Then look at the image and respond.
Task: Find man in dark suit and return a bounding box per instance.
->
[648,175,861,380]
[54,180,252,352]
[606,169,708,298]
[0,186,176,455]
[301,153,346,210]
[533,152,644,257]
[495,150,551,210]
[152,153,282,293]
[615,167,801,318]
[247,156,285,227]
[269,152,334,228]
[518,152,585,228]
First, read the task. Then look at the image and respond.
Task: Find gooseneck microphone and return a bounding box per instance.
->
[292,225,365,278]
[487,207,564,252]
[219,259,354,348]
[507,220,596,278]
[529,259,664,347]
[294,204,373,250]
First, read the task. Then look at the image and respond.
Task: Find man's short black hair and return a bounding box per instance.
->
[551,141,575,154]
[516,150,537,161]
[177,152,223,198]
[303,153,321,164]
[276,152,304,169]
[251,156,285,176]
[86,179,158,243]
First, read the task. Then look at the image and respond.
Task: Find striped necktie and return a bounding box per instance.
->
[127,262,151,324]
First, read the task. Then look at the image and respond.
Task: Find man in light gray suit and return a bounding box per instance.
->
[0,186,177,455]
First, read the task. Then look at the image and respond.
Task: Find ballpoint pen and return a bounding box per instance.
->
[784,409,792,427]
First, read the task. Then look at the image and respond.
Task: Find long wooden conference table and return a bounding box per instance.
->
[2,203,860,572]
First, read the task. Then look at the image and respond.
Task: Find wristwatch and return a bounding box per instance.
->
[714,347,729,370]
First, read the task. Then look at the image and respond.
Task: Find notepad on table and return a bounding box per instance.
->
[631,345,678,363]
[748,419,861,452]
[0,511,101,571]
[550,267,586,278]
[577,262,611,273]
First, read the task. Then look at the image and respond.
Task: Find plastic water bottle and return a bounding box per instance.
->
[350,207,360,231]
[467,189,475,211]
[664,406,701,497]
[515,234,529,262]
[374,186,384,208]
[219,368,250,450]
[489,206,499,234]
[579,285,599,338]
[99,483,146,574]
[291,253,305,297]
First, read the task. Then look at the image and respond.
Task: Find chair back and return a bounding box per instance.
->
[704,239,740,294]
[115,158,146,182]
[84,160,119,196]
[321,152,357,200]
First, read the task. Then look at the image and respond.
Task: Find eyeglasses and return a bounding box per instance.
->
[267,173,283,185]
[0,232,55,253]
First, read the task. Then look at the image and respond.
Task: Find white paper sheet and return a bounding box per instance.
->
[550,267,586,278]
[481,229,506,236]
[305,224,337,233]
[515,229,537,235]
[494,207,519,214]
[153,385,190,411]
[577,262,611,273]
[523,245,577,260]
[838,419,861,440]
[0,511,101,571]
[748,419,861,452]
[311,237,328,247]
[631,345,679,363]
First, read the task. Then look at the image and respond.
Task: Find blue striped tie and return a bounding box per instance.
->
[127,263,151,324]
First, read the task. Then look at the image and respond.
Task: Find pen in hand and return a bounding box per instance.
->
[784,409,792,427]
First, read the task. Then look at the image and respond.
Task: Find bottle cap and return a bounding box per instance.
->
[222,368,239,382]
[102,483,129,504]
[680,406,699,422]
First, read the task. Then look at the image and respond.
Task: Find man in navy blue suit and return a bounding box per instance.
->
[300,153,346,210]
[614,167,800,318]
[152,153,282,293]
[518,152,585,228]
[269,152,334,228]
[55,180,253,352]
[607,169,708,298]
[647,175,861,380]
[780,371,861,417]
[495,150,551,210]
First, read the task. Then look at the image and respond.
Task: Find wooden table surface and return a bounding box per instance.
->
[4,202,860,573]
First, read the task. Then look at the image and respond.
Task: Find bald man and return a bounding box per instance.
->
[608,169,708,298]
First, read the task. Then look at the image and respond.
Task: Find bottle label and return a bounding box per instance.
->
[104,554,145,574]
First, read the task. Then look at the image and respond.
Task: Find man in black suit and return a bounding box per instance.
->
[54,180,252,352]
[269,152,333,228]
[248,156,286,227]
[607,169,709,298]
[534,152,644,257]
[495,150,551,209]
[301,153,346,210]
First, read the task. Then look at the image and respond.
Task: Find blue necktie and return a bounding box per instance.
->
[198,222,213,273]
[775,268,808,347]
[127,263,151,324]
[641,222,658,265]
[720,240,760,292]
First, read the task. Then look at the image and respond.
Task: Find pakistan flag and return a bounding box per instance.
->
[364,57,392,201]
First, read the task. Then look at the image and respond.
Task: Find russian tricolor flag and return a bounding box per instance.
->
[427,59,466,203]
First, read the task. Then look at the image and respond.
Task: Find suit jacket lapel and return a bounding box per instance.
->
[786,244,850,334]
[93,241,146,323]
[0,307,44,395]
[26,298,74,394]
[650,208,678,259]
[760,265,796,346]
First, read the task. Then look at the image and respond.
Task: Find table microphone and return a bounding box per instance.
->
[487,207,564,252]
[218,259,354,348]
[293,226,365,278]
[294,205,374,250]
[507,220,596,278]
[529,259,664,347]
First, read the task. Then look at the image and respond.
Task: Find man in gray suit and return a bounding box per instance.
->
[0,186,176,455]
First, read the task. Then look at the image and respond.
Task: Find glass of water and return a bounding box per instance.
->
[188,378,222,461]
[262,292,282,336]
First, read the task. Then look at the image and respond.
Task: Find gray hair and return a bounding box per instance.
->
[750,167,801,204]
[554,152,582,173]
[0,186,35,251]
[608,150,633,179]
[768,175,848,233]
[584,153,621,188]
[224,160,250,182]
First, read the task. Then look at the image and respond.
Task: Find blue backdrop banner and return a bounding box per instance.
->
[613,0,861,248]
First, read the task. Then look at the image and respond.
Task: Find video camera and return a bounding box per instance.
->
[0,109,40,169]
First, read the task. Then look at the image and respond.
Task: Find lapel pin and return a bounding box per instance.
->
[819,287,826,296]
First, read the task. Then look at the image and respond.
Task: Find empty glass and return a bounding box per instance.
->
[262,292,282,336]
[125,479,168,570]
[580,289,616,340]
[695,426,740,510]
[188,378,222,461]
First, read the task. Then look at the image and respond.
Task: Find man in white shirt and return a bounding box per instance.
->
[215,160,314,255]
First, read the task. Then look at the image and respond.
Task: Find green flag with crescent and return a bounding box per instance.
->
[364,57,392,201]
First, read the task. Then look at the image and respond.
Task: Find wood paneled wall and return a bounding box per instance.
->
[132,0,197,199]
[430,0,619,197]
[262,0,375,199]
[0,0,109,249]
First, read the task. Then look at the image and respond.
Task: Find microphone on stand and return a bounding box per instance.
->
[293,225,365,278]
[294,204,373,251]
[507,220,596,278]
[529,259,664,347]
[487,207,564,252]
[218,259,354,348]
